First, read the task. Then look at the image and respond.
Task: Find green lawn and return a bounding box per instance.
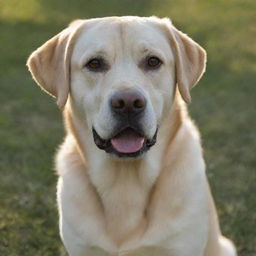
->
[0,0,255,255]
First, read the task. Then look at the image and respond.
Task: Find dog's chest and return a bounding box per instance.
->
[59,190,172,255]
[100,176,150,244]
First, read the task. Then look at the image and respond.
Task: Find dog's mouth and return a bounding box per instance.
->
[92,127,157,158]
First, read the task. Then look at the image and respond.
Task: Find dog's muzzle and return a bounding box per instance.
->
[93,90,157,158]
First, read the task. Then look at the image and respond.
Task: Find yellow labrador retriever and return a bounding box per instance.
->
[27,16,236,256]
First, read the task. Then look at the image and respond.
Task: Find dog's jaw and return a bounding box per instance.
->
[92,127,158,158]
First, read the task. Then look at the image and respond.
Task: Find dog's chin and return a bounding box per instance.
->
[92,127,157,158]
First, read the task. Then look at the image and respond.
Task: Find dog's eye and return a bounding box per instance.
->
[85,58,108,72]
[146,56,162,69]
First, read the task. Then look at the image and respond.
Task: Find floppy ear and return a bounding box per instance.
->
[27,20,84,110]
[164,21,207,103]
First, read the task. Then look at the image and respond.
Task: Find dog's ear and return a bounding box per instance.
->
[164,20,206,103]
[27,20,84,110]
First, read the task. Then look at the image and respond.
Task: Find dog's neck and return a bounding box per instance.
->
[63,96,183,244]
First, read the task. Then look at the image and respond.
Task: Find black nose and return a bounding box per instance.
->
[110,90,146,115]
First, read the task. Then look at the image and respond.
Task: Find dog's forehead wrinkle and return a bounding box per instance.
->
[74,22,121,55]
[78,19,168,52]
[124,22,166,41]
[121,24,173,62]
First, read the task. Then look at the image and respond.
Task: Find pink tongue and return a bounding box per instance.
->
[111,129,145,154]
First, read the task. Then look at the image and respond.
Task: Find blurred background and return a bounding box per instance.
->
[0,0,255,255]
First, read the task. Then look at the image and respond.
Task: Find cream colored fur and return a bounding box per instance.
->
[27,16,236,256]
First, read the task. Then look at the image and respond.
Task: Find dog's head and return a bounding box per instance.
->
[27,16,206,158]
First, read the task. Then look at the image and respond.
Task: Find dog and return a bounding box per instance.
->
[27,16,237,256]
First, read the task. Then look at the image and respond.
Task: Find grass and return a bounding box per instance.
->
[0,0,255,255]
